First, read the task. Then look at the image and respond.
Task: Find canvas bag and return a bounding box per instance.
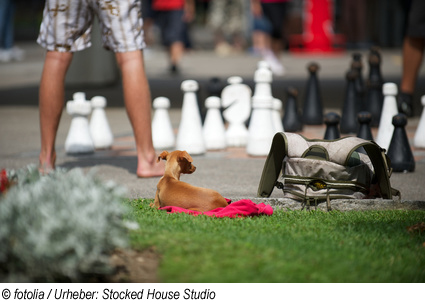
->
[257,132,400,210]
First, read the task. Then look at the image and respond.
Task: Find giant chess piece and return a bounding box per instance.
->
[245,61,271,129]
[247,62,275,156]
[207,77,224,97]
[89,96,113,149]
[368,47,383,84]
[351,54,365,111]
[357,111,374,141]
[176,80,205,155]
[201,77,223,123]
[387,113,415,172]
[364,79,383,127]
[413,95,425,148]
[323,112,341,140]
[203,96,227,150]
[206,77,223,121]
[352,53,365,88]
[65,92,94,154]
[152,97,175,150]
[272,98,284,133]
[222,76,252,147]
[283,87,303,132]
[302,62,323,125]
[376,83,399,151]
[340,69,361,134]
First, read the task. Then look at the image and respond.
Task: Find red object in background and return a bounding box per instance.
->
[290,0,345,53]
[0,169,9,193]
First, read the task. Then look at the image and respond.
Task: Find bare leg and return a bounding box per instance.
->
[399,36,424,116]
[115,50,164,178]
[170,41,184,65]
[39,51,73,172]
[169,41,184,72]
[401,36,425,94]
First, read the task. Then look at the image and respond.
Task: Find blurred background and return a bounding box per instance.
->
[1,0,423,112]
[10,0,410,49]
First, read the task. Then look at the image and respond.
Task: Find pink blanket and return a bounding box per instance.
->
[159,199,273,218]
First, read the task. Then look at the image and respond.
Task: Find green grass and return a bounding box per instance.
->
[125,199,425,283]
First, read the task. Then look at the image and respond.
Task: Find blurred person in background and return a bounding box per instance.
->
[340,0,367,49]
[0,0,24,62]
[250,0,290,76]
[399,0,425,117]
[151,0,195,74]
[141,0,156,49]
[207,0,248,56]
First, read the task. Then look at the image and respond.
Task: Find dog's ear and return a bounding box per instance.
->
[178,150,193,163]
[158,151,169,162]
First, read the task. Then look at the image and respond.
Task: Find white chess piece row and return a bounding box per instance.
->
[152,61,284,156]
[65,92,113,154]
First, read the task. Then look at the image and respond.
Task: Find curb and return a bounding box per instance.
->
[233,197,425,211]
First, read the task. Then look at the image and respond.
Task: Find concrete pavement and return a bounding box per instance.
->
[1,42,425,209]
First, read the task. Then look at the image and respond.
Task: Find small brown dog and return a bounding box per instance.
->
[151,150,228,212]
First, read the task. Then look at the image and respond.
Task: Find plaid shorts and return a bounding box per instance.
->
[37,0,146,52]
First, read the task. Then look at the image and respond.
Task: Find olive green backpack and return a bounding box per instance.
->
[257,132,400,210]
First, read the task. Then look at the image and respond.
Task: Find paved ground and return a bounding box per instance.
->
[1,42,424,209]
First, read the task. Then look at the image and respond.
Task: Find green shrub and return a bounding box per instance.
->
[0,165,135,282]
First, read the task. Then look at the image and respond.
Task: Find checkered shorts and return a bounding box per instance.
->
[37,0,146,52]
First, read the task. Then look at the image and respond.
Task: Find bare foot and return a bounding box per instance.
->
[137,156,165,178]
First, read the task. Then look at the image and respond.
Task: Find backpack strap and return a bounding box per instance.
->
[360,141,397,199]
[257,132,288,197]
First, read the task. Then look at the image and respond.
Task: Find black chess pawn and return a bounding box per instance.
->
[387,113,415,172]
[283,87,303,132]
[324,112,341,140]
[340,69,361,134]
[302,62,323,125]
[352,52,362,62]
[352,53,364,85]
[207,77,224,97]
[368,47,383,84]
[357,111,374,141]
[351,60,365,111]
[364,79,383,127]
[203,77,224,123]
[369,46,382,61]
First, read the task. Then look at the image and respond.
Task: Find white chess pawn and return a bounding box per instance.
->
[203,96,227,150]
[257,60,270,70]
[65,92,94,154]
[89,96,113,149]
[414,95,425,148]
[176,80,205,155]
[152,97,175,150]
[376,83,399,151]
[246,62,275,156]
[272,98,284,133]
[222,76,252,147]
